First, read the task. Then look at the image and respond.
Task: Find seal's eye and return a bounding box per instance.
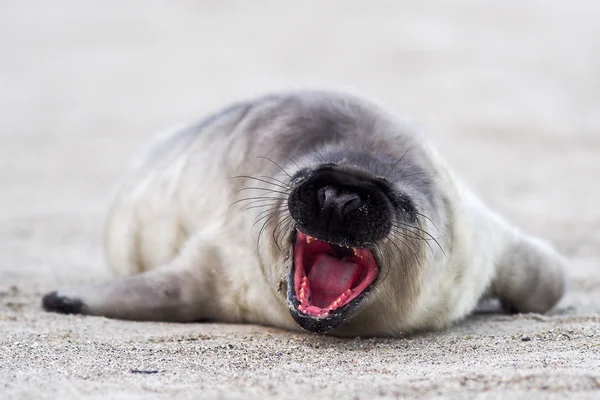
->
[387,191,418,223]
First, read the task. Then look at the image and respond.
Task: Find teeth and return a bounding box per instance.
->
[327,289,355,311]
[329,297,343,310]
[301,276,308,289]
[298,276,310,309]
[297,275,354,317]
[306,235,313,243]
[352,248,364,258]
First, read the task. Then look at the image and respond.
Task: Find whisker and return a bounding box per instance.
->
[235,187,291,196]
[240,200,281,211]
[372,242,394,287]
[392,234,423,271]
[393,220,444,242]
[390,172,428,184]
[270,215,290,254]
[251,206,284,230]
[230,175,289,190]
[388,228,435,256]
[230,196,283,207]
[306,146,326,164]
[236,200,280,211]
[254,200,289,251]
[415,212,440,232]
[392,222,445,255]
[256,214,278,253]
[374,235,418,296]
[383,239,417,299]
[273,217,294,255]
[384,148,412,180]
[388,226,444,243]
[257,175,291,188]
[243,202,281,212]
[239,198,281,207]
[283,156,302,172]
[256,156,291,178]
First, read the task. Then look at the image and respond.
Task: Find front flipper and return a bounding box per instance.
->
[492,234,567,314]
[42,242,220,322]
[42,265,212,321]
[43,291,86,315]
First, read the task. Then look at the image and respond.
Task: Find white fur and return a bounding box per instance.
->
[48,90,566,337]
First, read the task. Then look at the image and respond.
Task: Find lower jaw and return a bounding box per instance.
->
[286,275,375,334]
[285,230,382,332]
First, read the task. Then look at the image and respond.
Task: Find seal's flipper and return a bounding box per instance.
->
[42,263,213,322]
[492,234,567,314]
[42,235,221,322]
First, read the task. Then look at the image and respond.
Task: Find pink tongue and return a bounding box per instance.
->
[307,253,362,308]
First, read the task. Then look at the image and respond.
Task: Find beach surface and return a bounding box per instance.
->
[1,1,599,398]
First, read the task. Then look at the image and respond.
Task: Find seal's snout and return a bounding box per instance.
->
[287,166,393,248]
[285,165,389,333]
[316,185,363,221]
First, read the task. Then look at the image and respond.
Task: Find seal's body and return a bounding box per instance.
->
[43,90,566,336]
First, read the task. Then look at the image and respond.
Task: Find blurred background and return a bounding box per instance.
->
[0,1,598,292]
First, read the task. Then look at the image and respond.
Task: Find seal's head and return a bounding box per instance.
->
[275,145,441,335]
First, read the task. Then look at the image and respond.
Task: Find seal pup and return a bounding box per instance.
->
[42,90,566,336]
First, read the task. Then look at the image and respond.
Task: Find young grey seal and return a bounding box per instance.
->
[42,90,567,336]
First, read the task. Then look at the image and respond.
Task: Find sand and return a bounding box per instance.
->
[1,1,599,399]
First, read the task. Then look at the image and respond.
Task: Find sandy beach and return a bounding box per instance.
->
[1,1,599,398]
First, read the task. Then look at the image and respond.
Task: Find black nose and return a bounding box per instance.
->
[317,185,363,219]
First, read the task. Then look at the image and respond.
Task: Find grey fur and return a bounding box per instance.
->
[41,89,567,337]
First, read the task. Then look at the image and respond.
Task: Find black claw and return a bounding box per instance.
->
[500,298,519,314]
[42,291,85,315]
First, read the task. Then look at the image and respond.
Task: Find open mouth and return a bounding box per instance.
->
[287,230,379,331]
